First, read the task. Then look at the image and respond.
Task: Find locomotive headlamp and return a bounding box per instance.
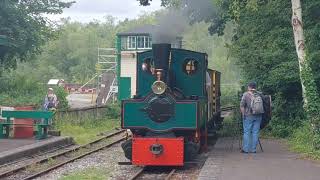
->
[151,80,167,95]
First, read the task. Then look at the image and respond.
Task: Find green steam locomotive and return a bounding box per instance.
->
[121,43,222,166]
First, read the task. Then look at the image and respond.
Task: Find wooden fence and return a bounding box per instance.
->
[54,105,111,123]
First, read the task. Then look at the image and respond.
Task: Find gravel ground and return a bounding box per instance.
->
[4,134,216,180]
[33,143,142,180]
[28,142,211,180]
[1,134,217,180]
[0,144,77,173]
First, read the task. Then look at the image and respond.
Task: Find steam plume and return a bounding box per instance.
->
[152,0,217,44]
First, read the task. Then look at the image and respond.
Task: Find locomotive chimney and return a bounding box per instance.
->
[152,43,171,82]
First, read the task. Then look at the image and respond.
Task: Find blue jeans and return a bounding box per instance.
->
[242,115,262,152]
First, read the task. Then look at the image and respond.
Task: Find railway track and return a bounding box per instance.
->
[0,144,72,170]
[130,167,176,180]
[0,106,234,179]
[221,105,236,112]
[0,129,126,180]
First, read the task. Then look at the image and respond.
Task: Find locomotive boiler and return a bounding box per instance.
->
[121,43,222,166]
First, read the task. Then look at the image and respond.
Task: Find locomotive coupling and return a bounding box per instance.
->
[150,144,163,155]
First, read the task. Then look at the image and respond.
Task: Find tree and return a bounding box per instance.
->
[0,35,10,46]
[138,0,226,35]
[183,21,239,84]
[291,0,320,148]
[0,0,74,73]
[142,0,320,145]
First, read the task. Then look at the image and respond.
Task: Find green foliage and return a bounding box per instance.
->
[33,18,116,84]
[268,116,302,138]
[25,14,156,84]
[104,103,121,119]
[55,114,119,145]
[183,21,240,85]
[218,114,240,137]
[211,0,320,139]
[53,86,69,110]
[144,0,320,151]
[0,72,46,107]
[0,13,156,107]
[304,1,320,93]
[0,66,70,109]
[300,55,320,148]
[208,0,320,151]
[289,122,320,160]
[0,0,74,73]
[229,0,305,137]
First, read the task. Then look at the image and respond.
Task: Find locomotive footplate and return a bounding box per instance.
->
[132,137,184,166]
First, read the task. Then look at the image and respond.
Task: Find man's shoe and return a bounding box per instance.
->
[240,149,248,154]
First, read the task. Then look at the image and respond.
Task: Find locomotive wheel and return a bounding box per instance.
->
[184,141,200,161]
[198,128,208,153]
[121,139,132,160]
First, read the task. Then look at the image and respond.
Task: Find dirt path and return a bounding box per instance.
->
[66,93,95,109]
[199,137,320,180]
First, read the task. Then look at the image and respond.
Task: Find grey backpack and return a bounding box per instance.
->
[250,92,264,114]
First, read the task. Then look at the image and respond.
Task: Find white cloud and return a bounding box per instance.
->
[47,0,162,23]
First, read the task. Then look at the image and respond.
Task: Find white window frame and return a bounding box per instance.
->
[121,36,127,50]
[137,36,145,49]
[135,36,152,50]
[127,36,136,49]
[144,36,152,49]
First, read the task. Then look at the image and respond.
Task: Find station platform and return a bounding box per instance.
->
[198,137,320,180]
[0,136,74,165]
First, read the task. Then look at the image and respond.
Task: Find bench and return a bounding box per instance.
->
[0,110,54,140]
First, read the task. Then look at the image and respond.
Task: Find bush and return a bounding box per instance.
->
[268,118,296,138]
[265,94,305,138]
[0,74,46,107]
[105,103,121,119]
[53,86,69,110]
[289,122,320,159]
[220,85,240,107]
[0,72,69,110]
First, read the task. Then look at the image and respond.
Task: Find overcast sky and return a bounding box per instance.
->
[47,0,162,23]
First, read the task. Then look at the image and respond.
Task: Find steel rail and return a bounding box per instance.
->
[129,167,146,180]
[164,169,176,180]
[221,106,236,111]
[0,129,125,179]
[22,137,126,180]
[129,167,176,180]
[0,144,72,169]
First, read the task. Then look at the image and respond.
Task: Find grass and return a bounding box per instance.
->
[288,123,320,160]
[59,167,108,180]
[53,104,121,145]
[56,118,120,145]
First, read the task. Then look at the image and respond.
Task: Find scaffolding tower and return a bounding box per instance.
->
[96,47,118,104]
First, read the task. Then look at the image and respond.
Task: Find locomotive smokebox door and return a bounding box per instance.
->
[141,95,175,123]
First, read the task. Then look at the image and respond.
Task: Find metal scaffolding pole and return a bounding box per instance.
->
[96,47,117,105]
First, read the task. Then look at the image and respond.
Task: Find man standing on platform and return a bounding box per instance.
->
[240,82,264,153]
